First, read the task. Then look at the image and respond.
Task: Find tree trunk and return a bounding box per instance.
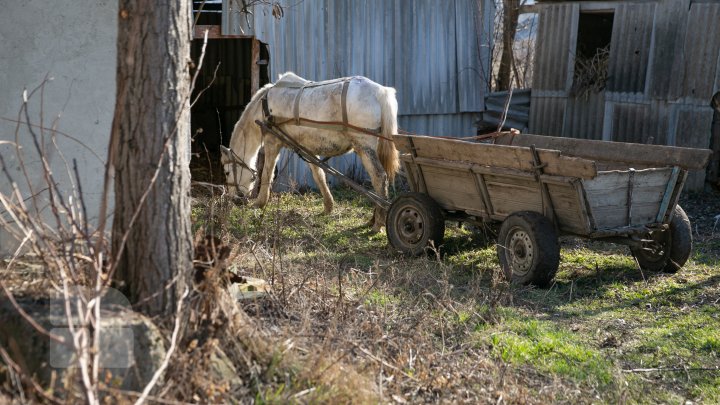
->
[110,0,193,316]
[497,0,520,91]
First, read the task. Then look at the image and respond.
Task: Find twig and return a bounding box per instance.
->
[622,366,719,373]
[356,345,418,382]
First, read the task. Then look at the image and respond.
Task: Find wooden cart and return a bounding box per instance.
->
[387,133,712,286]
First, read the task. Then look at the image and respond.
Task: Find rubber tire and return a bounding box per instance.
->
[386,193,445,256]
[630,205,692,273]
[497,211,559,287]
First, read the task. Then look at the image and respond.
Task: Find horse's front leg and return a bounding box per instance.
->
[355,147,389,232]
[308,163,334,214]
[253,141,281,209]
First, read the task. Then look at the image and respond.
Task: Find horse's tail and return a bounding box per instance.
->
[378,86,400,183]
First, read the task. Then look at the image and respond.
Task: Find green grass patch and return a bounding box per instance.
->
[475,307,616,387]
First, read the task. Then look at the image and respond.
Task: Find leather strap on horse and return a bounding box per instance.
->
[341,78,351,126]
[292,84,307,125]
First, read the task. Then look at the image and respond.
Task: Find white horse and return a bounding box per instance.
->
[220,72,400,231]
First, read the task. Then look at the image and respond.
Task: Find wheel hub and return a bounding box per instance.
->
[397,207,424,246]
[507,228,533,275]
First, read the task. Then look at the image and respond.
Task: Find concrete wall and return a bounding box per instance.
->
[0,1,117,256]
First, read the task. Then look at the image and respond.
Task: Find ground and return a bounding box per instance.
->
[1,182,718,403]
[186,184,720,404]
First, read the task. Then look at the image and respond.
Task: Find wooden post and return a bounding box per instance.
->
[251,38,260,95]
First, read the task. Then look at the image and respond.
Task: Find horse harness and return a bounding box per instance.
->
[223,144,257,191]
[260,76,391,140]
[225,76,391,191]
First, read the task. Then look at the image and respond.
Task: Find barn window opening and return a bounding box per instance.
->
[193,0,223,25]
[571,11,614,99]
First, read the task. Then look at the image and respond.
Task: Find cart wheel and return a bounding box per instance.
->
[386,193,445,256]
[630,205,692,273]
[497,211,559,287]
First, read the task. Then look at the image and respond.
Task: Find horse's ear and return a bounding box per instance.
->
[219,145,231,158]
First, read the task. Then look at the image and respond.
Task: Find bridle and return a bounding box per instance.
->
[223,146,257,192]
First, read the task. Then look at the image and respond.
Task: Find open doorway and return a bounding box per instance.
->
[571,11,614,98]
[190,38,270,184]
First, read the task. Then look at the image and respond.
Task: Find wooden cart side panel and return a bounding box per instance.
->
[393,134,598,179]
[663,169,688,223]
[484,174,543,217]
[481,174,587,234]
[400,158,421,193]
[546,182,589,234]
[420,165,486,214]
[583,168,674,230]
[495,133,712,171]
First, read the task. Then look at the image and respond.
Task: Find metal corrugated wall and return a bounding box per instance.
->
[606,2,655,94]
[223,0,493,188]
[671,2,720,103]
[249,0,490,118]
[529,0,720,189]
[530,1,720,140]
[532,4,576,92]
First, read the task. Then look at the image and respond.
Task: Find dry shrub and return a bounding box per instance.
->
[571,45,610,100]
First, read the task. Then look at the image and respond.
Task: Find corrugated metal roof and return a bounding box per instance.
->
[479,89,531,131]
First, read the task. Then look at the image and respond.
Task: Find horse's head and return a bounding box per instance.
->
[220,145,256,197]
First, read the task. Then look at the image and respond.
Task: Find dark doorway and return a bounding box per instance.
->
[191,38,252,154]
[189,38,270,184]
[571,11,614,97]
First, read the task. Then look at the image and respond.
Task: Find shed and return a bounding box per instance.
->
[528,0,720,189]
[192,0,495,187]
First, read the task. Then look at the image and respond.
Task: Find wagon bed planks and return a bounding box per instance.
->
[393,134,598,179]
[494,132,712,170]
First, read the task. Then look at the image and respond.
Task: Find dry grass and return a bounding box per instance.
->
[571,45,610,100]
[2,176,719,403]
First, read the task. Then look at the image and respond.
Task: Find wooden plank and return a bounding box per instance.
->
[400,159,419,194]
[495,133,712,170]
[485,176,543,217]
[656,167,680,223]
[546,183,586,234]
[250,39,261,96]
[193,24,252,39]
[394,134,597,179]
[663,170,688,223]
[421,166,484,213]
[410,156,579,185]
[574,180,594,235]
[583,168,674,229]
[473,173,494,219]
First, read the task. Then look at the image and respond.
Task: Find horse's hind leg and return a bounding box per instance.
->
[355,146,389,232]
[309,163,334,214]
